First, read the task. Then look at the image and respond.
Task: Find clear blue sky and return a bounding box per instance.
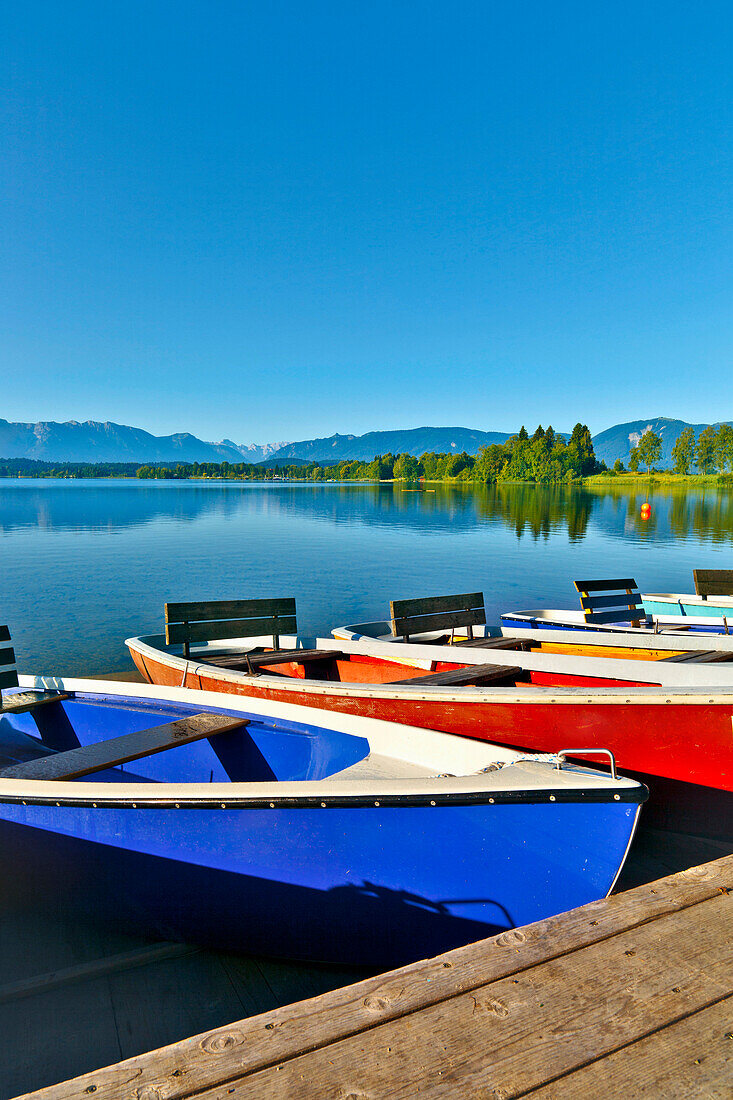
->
[3,1,732,444]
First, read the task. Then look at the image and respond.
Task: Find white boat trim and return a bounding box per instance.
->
[319,634,733,687]
[0,676,643,806]
[643,591,733,609]
[125,634,733,701]
[499,623,733,652]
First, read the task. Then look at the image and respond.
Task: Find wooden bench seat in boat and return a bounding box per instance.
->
[573,578,651,629]
[452,636,535,651]
[0,689,71,714]
[391,663,526,688]
[693,569,733,600]
[0,713,248,782]
[165,598,298,658]
[0,626,70,714]
[389,592,486,643]
[201,648,347,673]
[658,650,733,663]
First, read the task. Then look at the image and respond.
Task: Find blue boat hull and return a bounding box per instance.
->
[0,687,643,966]
[0,798,639,966]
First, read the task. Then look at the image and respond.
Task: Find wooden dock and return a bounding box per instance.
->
[16,847,733,1099]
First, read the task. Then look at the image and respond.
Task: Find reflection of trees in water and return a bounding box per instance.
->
[302,483,596,541]
[588,484,733,543]
[0,480,595,541]
[4,478,733,544]
[472,484,595,542]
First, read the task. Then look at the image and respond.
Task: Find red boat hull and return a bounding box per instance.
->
[129,646,733,839]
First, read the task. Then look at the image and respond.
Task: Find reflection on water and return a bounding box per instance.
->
[1,478,732,674]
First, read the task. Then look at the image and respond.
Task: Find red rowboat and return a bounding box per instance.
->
[126,631,733,839]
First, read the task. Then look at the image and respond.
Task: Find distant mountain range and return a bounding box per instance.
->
[0,419,287,465]
[0,416,729,468]
[256,419,732,467]
[267,427,512,464]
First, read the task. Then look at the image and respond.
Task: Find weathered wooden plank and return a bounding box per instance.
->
[0,977,122,1098]
[453,637,531,650]
[390,593,486,638]
[392,663,522,687]
[200,650,343,672]
[390,608,487,637]
[248,649,345,668]
[190,653,256,670]
[0,668,20,690]
[165,598,297,624]
[0,944,198,1006]
[685,650,733,663]
[0,691,70,715]
[660,651,710,663]
[220,957,293,1020]
[584,607,648,625]
[166,616,298,646]
[109,952,248,1064]
[1,713,247,781]
[28,856,733,1100]
[574,578,638,593]
[187,891,733,1098]
[530,995,733,1098]
[390,593,485,618]
[693,569,733,598]
[579,592,644,611]
[661,650,733,664]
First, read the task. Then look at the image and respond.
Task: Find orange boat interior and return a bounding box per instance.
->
[198,646,659,690]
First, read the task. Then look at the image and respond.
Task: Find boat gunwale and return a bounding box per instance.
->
[642,591,733,606]
[126,634,733,702]
[4,675,645,807]
[0,783,646,810]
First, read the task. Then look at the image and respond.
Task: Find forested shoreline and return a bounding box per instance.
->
[2,422,733,483]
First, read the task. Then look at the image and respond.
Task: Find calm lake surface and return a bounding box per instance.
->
[3,477,733,675]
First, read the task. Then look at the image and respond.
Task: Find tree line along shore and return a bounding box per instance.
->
[1,423,732,484]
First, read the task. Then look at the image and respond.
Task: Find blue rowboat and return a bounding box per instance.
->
[0,676,646,967]
[501,577,731,637]
[500,607,730,635]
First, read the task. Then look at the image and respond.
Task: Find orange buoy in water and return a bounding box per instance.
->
[641,502,651,519]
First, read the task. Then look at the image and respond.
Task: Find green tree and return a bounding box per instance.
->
[628,447,640,472]
[635,430,662,473]
[393,453,421,480]
[567,423,598,476]
[613,459,625,473]
[696,425,718,473]
[672,427,696,474]
[474,444,508,482]
[716,425,733,473]
[444,452,472,477]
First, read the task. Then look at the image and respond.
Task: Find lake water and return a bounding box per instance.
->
[2,477,733,675]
